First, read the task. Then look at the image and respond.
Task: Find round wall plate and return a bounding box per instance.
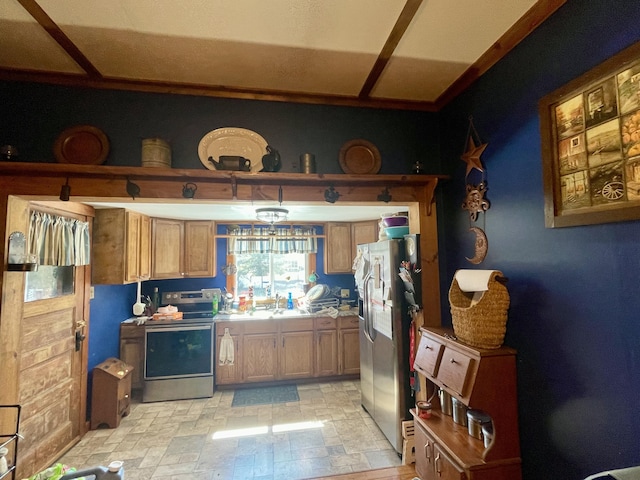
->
[53,125,109,165]
[339,139,381,174]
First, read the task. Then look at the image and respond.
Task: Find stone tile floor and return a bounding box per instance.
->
[59,380,403,479]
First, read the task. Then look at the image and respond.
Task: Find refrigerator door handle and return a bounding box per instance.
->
[363,272,376,342]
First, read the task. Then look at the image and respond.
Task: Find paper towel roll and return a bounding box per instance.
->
[454,269,502,292]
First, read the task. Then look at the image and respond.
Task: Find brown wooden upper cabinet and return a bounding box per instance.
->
[151,218,216,279]
[324,221,378,274]
[93,209,151,284]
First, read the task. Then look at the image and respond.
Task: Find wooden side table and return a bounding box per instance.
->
[90,357,133,429]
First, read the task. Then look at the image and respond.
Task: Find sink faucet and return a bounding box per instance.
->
[273,293,281,313]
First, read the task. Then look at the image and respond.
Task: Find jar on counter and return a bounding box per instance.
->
[467,409,492,440]
[416,401,432,419]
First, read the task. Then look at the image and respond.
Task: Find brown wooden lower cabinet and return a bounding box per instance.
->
[215,314,360,386]
[119,323,144,390]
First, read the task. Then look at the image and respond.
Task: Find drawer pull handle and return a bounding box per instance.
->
[435,453,442,475]
[450,358,457,364]
[425,344,432,350]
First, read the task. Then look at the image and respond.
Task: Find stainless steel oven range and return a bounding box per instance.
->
[142,288,220,403]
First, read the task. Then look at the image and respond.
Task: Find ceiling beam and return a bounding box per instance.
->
[17,0,102,78]
[359,0,423,99]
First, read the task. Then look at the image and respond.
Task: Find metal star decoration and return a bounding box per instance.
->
[461,137,487,177]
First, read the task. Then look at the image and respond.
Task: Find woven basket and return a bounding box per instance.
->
[448,270,510,349]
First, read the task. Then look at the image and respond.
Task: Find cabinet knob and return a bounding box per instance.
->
[124,394,129,398]
[425,344,432,350]
[450,357,457,364]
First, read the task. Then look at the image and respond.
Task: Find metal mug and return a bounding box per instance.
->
[300,153,316,173]
[438,388,453,416]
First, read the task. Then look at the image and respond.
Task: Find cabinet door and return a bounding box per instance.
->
[280,331,314,379]
[351,220,378,259]
[434,444,466,480]
[316,329,338,376]
[216,333,242,385]
[139,214,151,279]
[324,222,353,273]
[243,334,278,383]
[152,218,184,278]
[124,211,141,283]
[339,328,360,375]
[415,421,436,480]
[119,325,144,390]
[185,221,215,277]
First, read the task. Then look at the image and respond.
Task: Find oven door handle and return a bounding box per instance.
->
[145,324,212,333]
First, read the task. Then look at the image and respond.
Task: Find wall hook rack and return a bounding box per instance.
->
[377,187,392,203]
[324,185,340,203]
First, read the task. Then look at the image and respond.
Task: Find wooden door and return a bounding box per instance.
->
[280,331,314,379]
[351,220,378,259]
[324,223,352,273]
[151,218,184,278]
[0,198,91,479]
[214,322,242,385]
[243,334,277,383]
[339,328,360,375]
[315,329,338,376]
[184,221,214,277]
[124,211,141,283]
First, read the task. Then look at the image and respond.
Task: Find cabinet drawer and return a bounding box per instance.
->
[339,316,359,329]
[434,444,466,479]
[315,317,337,330]
[413,332,444,377]
[437,347,473,396]
[244,320,277,334]
[280,318,313,332]
[120,324,144,340]
[216,322,243,336]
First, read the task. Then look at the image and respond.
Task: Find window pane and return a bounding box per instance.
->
[236,253,306,298]
[24,265,75,302]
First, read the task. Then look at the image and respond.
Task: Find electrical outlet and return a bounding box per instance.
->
[89,286,95,299]
[341,289,350,298]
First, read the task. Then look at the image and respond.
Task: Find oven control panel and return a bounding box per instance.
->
[162,288,221,305]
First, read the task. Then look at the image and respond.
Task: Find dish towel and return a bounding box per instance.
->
[218,328,235,365]
[584,466,640,480]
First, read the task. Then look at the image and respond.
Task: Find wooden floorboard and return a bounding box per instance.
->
[311,465,417,480]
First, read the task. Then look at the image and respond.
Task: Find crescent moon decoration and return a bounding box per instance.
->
[466,226,488,264]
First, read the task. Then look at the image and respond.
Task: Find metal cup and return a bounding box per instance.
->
[300,153,316,173]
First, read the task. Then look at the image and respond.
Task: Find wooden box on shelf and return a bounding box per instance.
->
[90,357,133,430]
[411,327,521,480]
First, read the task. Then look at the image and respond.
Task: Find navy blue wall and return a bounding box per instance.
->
[6,1,640,477]
[439,1,640,478]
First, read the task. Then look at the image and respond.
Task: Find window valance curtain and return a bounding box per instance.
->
[228,226,317,254]
[29,211,90,266]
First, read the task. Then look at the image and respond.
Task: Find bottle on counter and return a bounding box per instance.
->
[287,292,294,310]
[212,293,219,315]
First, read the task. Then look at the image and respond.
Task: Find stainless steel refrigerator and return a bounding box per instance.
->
[356,238,412,453]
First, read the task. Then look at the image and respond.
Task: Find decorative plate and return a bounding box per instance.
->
[198,127,268,173]
[339,139,381,174]
[53,125,109,165]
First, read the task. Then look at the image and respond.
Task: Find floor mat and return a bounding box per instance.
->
[231,385,299,407]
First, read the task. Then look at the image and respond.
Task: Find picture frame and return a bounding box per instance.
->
[539,40,640,227]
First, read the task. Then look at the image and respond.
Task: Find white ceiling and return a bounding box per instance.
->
[0,0,564,110]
